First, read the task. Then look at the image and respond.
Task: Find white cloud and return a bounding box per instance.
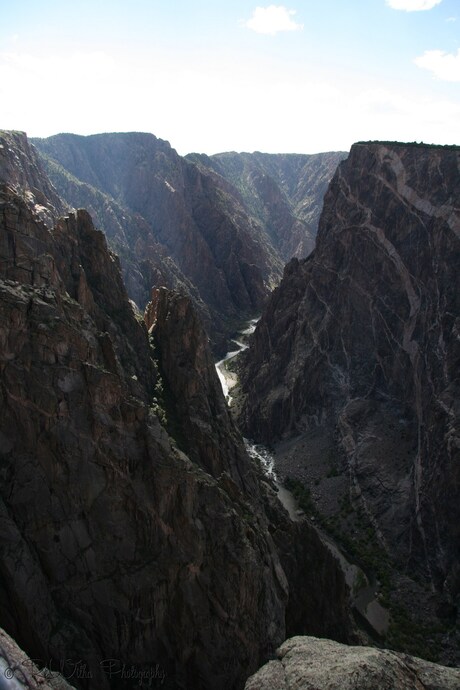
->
[414,48,460,82]
[386,0,442,10]
[244,5,303,35]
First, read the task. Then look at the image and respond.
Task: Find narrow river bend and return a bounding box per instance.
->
[215,321,390,639]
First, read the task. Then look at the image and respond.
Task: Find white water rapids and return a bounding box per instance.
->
[215,321,305,519]
[215,319,257,405]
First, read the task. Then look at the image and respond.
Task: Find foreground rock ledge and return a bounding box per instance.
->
[244,636,460,690]
[0,626,75,689]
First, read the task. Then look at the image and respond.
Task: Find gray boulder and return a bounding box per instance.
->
[245,636,460,690]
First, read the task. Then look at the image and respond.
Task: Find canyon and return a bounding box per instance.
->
[0,130,353,689]
[0,130,459,688]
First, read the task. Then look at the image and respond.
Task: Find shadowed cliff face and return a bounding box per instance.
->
[31,132,283,353]
[145,287,259,490]
[238,143,460,611]
[0,183,288,689]
[0,175,355,689]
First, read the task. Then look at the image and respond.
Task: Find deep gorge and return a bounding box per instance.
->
[0,130,459,689]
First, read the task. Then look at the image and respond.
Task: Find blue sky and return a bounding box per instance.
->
[1,0,459,154]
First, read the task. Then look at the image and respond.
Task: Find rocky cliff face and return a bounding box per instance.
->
[145,287,258,489]
[32,132,283,353]
[238,142,460,660]
[0,148,354,689]
[245,636,460,690]
[0,131,67,227]
[0,182,288,689]
[187,151,346,260]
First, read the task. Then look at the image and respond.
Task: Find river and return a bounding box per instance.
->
[215,319,257,405]
[215,322,389,638]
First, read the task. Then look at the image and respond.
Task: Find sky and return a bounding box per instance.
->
[1,0,459,155]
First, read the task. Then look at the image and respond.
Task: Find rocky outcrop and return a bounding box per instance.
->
[0,130,67,227]
[238,142,460,659]
[0,626,75,689]
[32,132,282,352]
[145,287,257,489]
[188,151,346,260]
[245,636,460,690]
